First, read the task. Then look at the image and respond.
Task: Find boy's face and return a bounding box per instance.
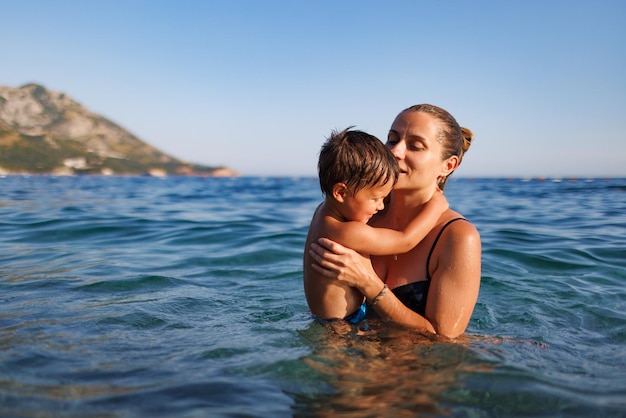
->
[342,182,393,223]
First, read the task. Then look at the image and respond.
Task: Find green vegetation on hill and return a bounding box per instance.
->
[0,84,236,176]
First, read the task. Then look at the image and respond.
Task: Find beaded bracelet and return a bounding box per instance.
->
[369,284,388,306]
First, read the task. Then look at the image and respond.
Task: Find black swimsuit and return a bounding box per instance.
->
[390,218,467,316]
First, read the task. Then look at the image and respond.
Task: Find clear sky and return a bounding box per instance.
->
[2,0,625,177]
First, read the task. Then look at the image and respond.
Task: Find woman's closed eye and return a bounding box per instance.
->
[406,139,426,151]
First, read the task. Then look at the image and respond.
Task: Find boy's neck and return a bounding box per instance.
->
[322,197,350,222]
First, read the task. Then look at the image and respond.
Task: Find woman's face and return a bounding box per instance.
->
[386,110,449,191]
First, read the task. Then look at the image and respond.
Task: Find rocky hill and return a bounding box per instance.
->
[0,84,237,176]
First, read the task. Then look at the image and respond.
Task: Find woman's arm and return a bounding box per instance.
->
[310,220,481,338]
[309,238,436,334]
[424,220,481,338]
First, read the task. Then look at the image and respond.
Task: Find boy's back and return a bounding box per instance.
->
[303,203,366,320]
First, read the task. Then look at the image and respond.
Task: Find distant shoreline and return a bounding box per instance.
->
[1,174,623,181]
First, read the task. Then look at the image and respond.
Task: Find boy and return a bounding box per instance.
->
[303,127,447,323]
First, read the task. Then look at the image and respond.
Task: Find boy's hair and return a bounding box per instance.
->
[318,127,399,196]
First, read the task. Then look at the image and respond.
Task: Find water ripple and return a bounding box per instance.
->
[0,176,625,416]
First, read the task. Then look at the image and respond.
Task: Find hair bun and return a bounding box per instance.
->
[460,127,474,153]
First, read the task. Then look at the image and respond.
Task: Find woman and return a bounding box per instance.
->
[309,104,481,338]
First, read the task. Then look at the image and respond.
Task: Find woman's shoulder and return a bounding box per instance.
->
[439,210,480,241]
[430,210,481,273]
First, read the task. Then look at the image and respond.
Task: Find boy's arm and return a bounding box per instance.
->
[328,191,448,256]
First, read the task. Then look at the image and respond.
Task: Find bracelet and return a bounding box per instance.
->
[369,284,388,306]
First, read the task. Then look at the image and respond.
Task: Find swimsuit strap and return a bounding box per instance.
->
[426,217,467,281]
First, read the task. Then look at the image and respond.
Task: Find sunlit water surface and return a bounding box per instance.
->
[1,176,625,417]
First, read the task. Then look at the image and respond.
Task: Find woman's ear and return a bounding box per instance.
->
[332,183,348,202]
[441,155,459,177]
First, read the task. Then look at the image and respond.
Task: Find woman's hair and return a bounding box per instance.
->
[318,127,399,196]
[402,104,474,190]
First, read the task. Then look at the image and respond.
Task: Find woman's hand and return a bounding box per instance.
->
[309,238,383,298]
[310,238,438,335]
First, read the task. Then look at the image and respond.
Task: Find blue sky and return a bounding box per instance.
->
[2,0,625,177]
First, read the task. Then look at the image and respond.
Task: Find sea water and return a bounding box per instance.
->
[0,176,624,417]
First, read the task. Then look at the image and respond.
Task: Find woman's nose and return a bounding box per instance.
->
[389,142,405,159]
